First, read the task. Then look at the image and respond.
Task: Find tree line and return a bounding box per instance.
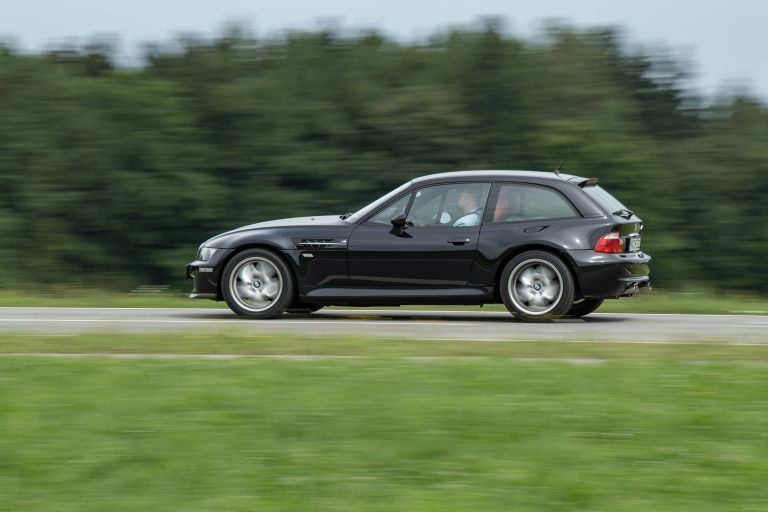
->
[1,22,766,293]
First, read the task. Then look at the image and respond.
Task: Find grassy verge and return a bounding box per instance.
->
[1,290,767,314]
[2,331,768,361]
[0,290,218,308]
[1,354,767,511]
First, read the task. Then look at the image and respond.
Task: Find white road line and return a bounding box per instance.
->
[2,332,765,346]
[330,309,768,319]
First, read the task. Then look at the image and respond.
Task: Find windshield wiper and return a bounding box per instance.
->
[340,212,354,220]
[612,209,634,219]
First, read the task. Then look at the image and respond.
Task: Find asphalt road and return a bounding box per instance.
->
[1,307,767,344]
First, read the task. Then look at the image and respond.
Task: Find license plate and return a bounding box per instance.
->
[628,237,641,252]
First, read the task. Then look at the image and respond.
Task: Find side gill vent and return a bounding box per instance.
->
[294,238,348,249]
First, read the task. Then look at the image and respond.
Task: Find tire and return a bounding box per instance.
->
[500,250,575,321]
[221,248,295,318]
[567,298,604,318]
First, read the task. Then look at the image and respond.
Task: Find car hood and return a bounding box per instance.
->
[203,215,348,247]
[225,215,345,233]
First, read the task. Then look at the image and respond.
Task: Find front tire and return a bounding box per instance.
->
[221,248,295,318]
[500,251,575,321]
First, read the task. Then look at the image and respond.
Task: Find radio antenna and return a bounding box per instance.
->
[553,132,590,177]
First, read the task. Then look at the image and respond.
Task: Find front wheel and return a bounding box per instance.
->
[567,299,604,318]
[500,251,575,321]
[221,248,295,318]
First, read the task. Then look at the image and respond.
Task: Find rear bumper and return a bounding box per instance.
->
[566,250,651,299]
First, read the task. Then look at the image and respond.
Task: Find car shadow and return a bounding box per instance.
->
[172,310,628,323]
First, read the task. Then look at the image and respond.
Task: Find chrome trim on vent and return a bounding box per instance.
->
[293,238,348,249]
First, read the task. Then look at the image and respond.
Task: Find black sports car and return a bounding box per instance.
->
[186,170,651,320]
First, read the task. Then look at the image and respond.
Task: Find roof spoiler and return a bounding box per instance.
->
[572,177,599,187]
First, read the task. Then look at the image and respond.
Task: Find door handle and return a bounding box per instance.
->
[448,237,471,245]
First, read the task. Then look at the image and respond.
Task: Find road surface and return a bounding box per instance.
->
[1,307,767,344]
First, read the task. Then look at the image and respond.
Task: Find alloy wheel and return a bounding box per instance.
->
[508,259,564,315]
[229,257,283,312]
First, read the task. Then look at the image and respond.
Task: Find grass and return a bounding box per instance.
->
[0,290,215,309]
[2,331,768,361]
[1,353,767,511]
[1,289,768,314]
[3,288,766,509]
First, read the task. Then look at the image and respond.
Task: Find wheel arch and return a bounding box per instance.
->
[216,243,297,301]
[492,244,582,302]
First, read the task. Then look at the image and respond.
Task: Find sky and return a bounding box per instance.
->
[1,0,766,99]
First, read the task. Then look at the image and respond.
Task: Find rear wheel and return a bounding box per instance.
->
[221,248,295,318]
[500,251,575,321]
[567,298,604,318]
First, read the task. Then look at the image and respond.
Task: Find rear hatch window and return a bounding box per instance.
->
[582,185,628,214]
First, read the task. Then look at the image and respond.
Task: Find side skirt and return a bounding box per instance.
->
[300,286,494,306]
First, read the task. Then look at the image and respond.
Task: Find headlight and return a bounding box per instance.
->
[197,247,219,262]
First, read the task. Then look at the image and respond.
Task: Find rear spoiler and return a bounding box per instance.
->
[568,177,599,188]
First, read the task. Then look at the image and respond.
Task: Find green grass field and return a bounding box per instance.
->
[1,353,767,511]
[2,289,767,510]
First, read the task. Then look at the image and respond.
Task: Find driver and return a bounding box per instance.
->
[453,190,483,227]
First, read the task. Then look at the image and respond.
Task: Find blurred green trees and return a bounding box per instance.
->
[0,23,766,292]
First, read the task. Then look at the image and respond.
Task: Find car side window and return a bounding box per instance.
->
[366,193,412,225]
[491,184,578,223]
[406,183,491,227]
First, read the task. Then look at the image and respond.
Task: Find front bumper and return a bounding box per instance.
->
[185,249,234,300]
[566,250,651,299]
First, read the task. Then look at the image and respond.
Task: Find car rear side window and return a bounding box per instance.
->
[490,184,578,223]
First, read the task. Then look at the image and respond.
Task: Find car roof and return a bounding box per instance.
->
[412,170,587,184]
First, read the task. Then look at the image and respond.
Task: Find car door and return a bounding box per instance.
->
[347,182,491,287]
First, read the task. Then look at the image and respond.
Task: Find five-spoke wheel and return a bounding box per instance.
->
[500,251,575,320]
[221,248,294,318]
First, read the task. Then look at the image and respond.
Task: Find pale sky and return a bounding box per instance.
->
[1,0,766,99]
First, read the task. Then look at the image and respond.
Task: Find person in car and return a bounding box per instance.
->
[453,190,483,226]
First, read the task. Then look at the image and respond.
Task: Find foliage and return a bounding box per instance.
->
[0,23,766,291]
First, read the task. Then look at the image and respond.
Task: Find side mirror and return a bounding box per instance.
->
[390,213,407,229]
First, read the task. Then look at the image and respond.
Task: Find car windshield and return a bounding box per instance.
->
[344,181,413,223]
[582,185,628,214]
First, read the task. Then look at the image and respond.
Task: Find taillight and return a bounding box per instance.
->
[595,232,624,253]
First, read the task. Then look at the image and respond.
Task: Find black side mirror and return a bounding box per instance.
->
[390,213,407,229]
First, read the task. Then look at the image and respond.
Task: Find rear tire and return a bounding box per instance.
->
[221,248,295,318]
[567,299,604,318]
[500,251,575,321]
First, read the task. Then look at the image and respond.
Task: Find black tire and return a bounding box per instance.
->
[221,248,295,318]
[567,299,604,318]
[500,250,575,321]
